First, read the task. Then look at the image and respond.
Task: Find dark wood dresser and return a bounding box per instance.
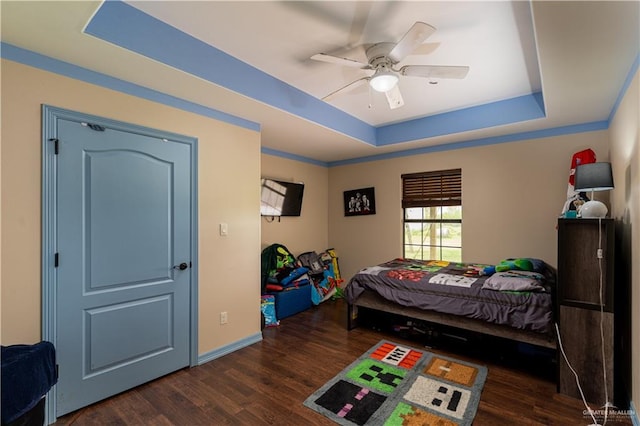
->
[556,218,615,405]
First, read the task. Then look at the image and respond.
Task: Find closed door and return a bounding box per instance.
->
[54,118,192,416]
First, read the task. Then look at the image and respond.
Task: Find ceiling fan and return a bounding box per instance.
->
[311,22,469,109]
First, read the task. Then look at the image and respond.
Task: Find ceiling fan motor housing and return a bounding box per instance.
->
[366,42,397,68]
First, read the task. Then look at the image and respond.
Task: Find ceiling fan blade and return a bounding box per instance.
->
[385,84,404,109]
[411,42,440,56]
[399,65,470,79]
[323,77,370,101]
[282,2,370,49]
[348,1,373,47]
[311,53,369,69]
[388,22,436,63]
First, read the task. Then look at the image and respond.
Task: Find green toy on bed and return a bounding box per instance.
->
[482,258,534,276]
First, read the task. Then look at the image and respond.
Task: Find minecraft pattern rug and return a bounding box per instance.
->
[303,340,487,425]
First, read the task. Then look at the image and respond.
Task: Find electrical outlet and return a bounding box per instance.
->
[220,311,228,325]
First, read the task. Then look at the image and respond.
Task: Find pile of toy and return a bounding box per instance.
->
[260,244,343,327]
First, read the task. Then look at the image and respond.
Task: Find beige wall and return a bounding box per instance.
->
[0,60,262,355]
[609,70,639,411]
[260,154,329,256]
[328,131,610,279]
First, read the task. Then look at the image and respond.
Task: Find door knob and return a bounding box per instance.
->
[174,262,188,271]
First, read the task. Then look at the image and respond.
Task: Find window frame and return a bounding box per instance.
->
[401,168,462,261]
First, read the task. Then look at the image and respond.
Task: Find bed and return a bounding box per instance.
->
[345,258,557,349]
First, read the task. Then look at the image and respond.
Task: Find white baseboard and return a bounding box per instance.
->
[197,332,263,365]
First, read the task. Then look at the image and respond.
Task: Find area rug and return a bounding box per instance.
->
[304,340,487,425]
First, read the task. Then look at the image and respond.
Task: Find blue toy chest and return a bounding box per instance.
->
[269,283,312,319]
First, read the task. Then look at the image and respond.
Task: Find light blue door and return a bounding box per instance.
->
[55,118,192,416]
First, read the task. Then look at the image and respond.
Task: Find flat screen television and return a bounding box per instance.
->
[260,178,304,216]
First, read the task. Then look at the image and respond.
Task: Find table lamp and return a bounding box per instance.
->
[573,162,614,218]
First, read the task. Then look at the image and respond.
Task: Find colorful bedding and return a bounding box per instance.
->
[345,258,554,334]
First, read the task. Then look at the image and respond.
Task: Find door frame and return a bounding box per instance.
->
[41,105,199,424]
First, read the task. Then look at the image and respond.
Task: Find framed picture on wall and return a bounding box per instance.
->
[343,187,376,216]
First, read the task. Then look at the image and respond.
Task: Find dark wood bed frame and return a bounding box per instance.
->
[347,291,557,349]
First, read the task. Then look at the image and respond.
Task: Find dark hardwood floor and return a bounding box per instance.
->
[55,299,630,425]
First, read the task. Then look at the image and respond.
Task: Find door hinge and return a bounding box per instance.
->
[49,138,59,155]
[56,364,59,379]
[54,253,59,268]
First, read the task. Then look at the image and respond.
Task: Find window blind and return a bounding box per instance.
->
[401,168,462,208]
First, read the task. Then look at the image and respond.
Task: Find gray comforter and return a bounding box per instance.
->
[345,258,554,333]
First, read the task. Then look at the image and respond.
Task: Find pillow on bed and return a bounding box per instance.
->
[527,258,557,285]
[482,270,546,292]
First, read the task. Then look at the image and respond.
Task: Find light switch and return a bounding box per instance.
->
[219,223,228,236]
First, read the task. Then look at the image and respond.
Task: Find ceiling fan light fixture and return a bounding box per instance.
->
[369,68,398,92]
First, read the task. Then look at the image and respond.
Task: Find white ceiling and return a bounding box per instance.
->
[129,1,541,126]
[1,1,638,164]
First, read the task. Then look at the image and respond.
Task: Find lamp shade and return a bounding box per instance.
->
[370,68,398,92]
[574,162,614,192]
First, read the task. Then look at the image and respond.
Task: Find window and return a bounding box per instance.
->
[402,168,462,262]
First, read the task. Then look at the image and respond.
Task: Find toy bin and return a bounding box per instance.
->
[269,283,312,320]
